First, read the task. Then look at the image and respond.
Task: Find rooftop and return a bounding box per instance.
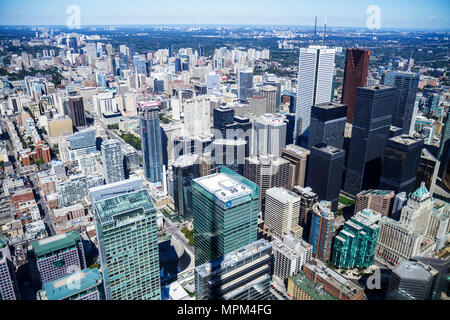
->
[194,172,252,202]
[195,239,271,278]
[389,135,423,146]
[30,231,81,257]
[266,187,300,203]
[94,189,154,225]
[39,268,102,300]
[290,272,337,300]
[358,189,395,197]
[394,260,438,281]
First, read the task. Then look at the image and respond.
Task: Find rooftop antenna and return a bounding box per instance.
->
[313,16,318,44]
[322,18,327,45]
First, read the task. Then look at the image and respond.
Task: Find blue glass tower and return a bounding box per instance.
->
[139,102,163,184]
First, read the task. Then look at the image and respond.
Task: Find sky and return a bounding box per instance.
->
[0,0,449,30]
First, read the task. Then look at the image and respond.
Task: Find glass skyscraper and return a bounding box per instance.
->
[101,139,125,185]
[93,187,161,300]
[192,166,260,266]
[139,102,163,184]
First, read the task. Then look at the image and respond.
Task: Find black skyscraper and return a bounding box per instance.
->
[307,144,345,212]
[344,85,399,196]
[379,135,424,194]
[213,107,235,138]
[383,71,420,134]
[308,102,347,150]
[68,96,86,128]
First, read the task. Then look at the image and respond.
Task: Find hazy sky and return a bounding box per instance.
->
[0,0,449,29]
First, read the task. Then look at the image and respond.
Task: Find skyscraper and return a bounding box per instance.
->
[265,187,302,237]
[101,139,125,185]
[28,231,87,287]
[93,186,160,300]
[379,135,424,194]
[238,69,254,102]
[244,156,291,212]
[355,189,395,217]
[260,85,278,114]
[294,46,336,146]
[386,260,439,300]
[341,48,370,124]
[0,236,20,300]
[292,186,318,241]
[252,113,287,158]
[332,208,381,269]
[438,114,450,177]
[344,86,399,196]
[416,148,440,195]
[383,71,420,134]
[309,201,335,262]
[139,101,163,184]
[192,167,259,266]
[195,240,273,300]
[281,144,310,189]
[172,154,200,221]
[68,96,86,128]
[264,79,282,113]
[306,144,345,211]
[308,102,347,149]
[213,106,235,138]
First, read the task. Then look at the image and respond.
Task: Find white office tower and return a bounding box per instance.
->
[252,114,287,157]
[183,96,211,137]
[400,183,433,235]
[265,187,302,237]
[294,46,335,145]
[206,72,220,95]
[171,97,181,121]
[101,139,125,185]
[85,43,97,64]
[272,233,313,281]
[93,92,117,116]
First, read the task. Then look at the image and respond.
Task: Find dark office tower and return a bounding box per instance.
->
[307,145,345,212]
[438,115,450,177]
[182,62,189,72]
[198,45,204,57]
[341,48,370,124]
[379,135,424,194]
[68,96,86,128]
[308,102,347,150]
[139,102,164,184]
[416,148,440,194]
[386,260,439,300]
[168,45,173,58]
[154,79,164,94]
[383,71,420,134]
[213,106,235,138]
[238,69,254,102]
[173,155,200,221]
[175,58,182,73]
[285,114,296,146]
[344,86,398,196]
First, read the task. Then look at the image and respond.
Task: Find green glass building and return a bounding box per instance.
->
[93,188,161,300]
[332,208,381,269]
[192,166,260,266]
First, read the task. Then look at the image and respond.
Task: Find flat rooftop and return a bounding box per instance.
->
[389,135,423,146]
[194,172,252,202]
[39,268,102,300]
[266,187,300,203]
[94,189,154,225]
[31,231,80,257]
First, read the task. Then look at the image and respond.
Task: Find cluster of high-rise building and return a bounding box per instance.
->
[0,25,449,302]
